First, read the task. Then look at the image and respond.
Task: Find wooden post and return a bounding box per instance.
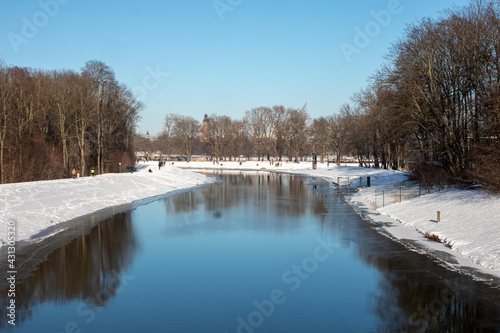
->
[437,211,441,223]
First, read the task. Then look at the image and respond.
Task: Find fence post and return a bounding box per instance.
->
[437,211,441,223]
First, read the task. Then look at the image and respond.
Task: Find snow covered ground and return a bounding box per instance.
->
[377,189,500,271]
[1,159,500,281]
[0,163,219,247]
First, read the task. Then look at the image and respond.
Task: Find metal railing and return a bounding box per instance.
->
[370,180,447,208]
[334,176,449,209]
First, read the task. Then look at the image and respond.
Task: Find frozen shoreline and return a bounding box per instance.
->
[2,160,500,281]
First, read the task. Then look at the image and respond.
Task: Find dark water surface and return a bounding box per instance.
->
[1,172,500,332]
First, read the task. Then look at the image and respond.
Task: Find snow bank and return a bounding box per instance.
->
[0,163,218,246]
[378,189,500,271]
[284,164,500,278]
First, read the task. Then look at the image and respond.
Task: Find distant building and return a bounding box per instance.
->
[298,103,308,115]
[136,151,147,162]
[144,131,155,142]
[191,155,211,162]
[201,114,210,141]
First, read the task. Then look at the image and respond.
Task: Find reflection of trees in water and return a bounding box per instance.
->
[321,195,500,332]
[162,173,500,330]
[0,212,137,329]
[162,173,328,233]
[367,264,500,331]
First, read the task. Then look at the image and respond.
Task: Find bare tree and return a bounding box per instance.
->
[205,114,233,162]
[244,107,273,160]
[270,105,287,160]
[284,109,309,162]
[0,61,13,184]
[229,119,247,161]
[326,111,348,166]
[81,60,115,175]
[169,114,200,162]
[311,117,330,163]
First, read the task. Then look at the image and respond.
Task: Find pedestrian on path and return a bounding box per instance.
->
[91,167,95,176]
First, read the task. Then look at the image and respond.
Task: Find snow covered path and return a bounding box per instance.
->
[0,163,218,246]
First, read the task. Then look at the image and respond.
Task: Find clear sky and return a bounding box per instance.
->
[1,0,470,135]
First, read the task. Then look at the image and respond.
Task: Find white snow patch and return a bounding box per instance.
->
[0,163,218,246]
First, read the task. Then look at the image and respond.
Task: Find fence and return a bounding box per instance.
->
[335,176,449,209]
[336,176,371,192]
[369,180,448,209]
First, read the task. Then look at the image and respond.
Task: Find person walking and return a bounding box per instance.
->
[71,168,76,179]
[91,167,95,177]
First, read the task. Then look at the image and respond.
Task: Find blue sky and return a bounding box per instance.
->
[1,0,470,135]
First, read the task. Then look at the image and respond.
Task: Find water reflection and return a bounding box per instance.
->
[0,212,137,329]
[370,271,500,332]
[161,173,500,331]
[161,172,328,235]
[318,184,500,332]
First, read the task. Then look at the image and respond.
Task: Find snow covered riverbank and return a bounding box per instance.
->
[180,161,500,279]
[293,166,500,280]
[0,163,219,247]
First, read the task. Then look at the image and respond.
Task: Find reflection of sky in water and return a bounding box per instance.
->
[2,173,500,332]
[153,173,330,236]
[128,174,380,332]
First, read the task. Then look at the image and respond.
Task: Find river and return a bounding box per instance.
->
[1,172,500,332]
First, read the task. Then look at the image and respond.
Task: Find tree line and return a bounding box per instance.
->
[135,107,311,164]
[342,0,500,188]
[0,60,141,184]
[139,0,499,189]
